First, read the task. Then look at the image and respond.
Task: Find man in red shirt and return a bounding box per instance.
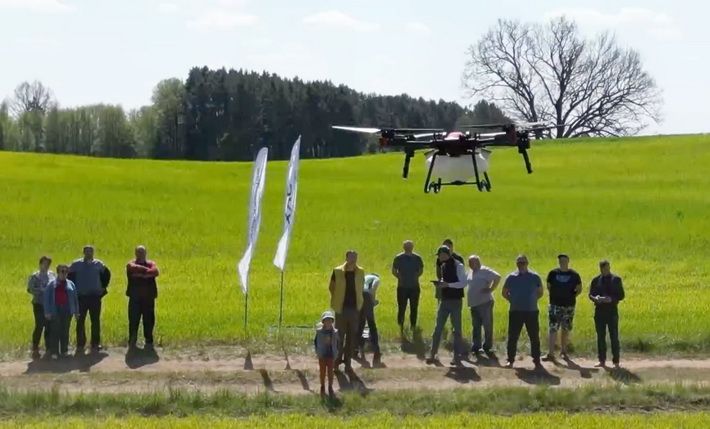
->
[126,245,160,351]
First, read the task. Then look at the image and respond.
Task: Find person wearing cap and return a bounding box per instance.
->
[427,245,467,366]
[391,240,424,331]
[68,245,111,353]
[433,239,465,340]
[328,250,364,373]
[589,260,625,368]
[465,255,501,356]
[544,254,582,361]
[126,245,160,351]
[27,255,55,358]
[357,273,382,364]
[502,254,544,368]
[314,310,339,397]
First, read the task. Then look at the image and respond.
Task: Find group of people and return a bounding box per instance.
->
[314,239,625,396]
[26,245,160,359]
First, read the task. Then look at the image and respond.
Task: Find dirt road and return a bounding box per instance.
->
[1,346,709,395]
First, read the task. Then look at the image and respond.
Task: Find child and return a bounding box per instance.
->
[43,264,79,359]
[314,310,339,397]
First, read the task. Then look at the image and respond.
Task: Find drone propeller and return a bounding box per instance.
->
[332,125,445,135]
[331,126,381,134]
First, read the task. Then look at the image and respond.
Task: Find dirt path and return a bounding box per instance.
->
[1,347,709,395]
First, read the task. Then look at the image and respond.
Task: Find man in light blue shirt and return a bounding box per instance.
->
[502,254,543,368]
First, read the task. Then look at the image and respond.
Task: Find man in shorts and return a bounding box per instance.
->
[544,254,582,360]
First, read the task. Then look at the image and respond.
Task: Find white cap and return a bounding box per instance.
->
[321,310,335,322]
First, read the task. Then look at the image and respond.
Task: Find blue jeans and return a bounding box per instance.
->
[430,299,464,358]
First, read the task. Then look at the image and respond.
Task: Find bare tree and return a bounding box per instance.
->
[9,81,55,117]
[463,17,662,138]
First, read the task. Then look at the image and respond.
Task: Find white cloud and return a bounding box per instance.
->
[406,21,432,36]
[302,10,379,32]
[545,7,682,41]
[187,8,258,30]
[157,2,179,14]
[0,0,71,13]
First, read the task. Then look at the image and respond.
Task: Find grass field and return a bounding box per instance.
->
[3,413,710,429]
[1,134,709,354]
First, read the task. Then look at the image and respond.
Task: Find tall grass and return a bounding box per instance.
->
[2,413,710,429]
[1,135,709,353]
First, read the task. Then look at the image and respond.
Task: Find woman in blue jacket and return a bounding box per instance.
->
[44,264,79,359]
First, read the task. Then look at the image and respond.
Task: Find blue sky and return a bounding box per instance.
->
[1,0,708,135]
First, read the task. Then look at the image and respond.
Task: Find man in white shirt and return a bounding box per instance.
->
[427,246,468,366]
[466,255,501,356]
[358,273,382,364]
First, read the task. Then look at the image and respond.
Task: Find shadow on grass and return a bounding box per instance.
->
[606,366,642,385]
[25,351,108,374]
[475,351,503,368]
[125,347,159,370]
[515,366,561,385]
[258,369,277,392]
[445,366,481,384]
[562,356,597,379]
[294,369,310,392]
[400,327,427,360]
[335,369,372,397]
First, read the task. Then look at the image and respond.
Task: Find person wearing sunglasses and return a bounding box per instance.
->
[502,254,544,368]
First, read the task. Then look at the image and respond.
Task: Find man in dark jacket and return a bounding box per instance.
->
[589,259,625,368]
[69,245,111,353]
[126,245,160,351]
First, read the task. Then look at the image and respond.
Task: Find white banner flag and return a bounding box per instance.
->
[237,147,269,295]
[273,136,301,271]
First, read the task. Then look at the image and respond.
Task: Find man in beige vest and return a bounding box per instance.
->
[329,250,364,373]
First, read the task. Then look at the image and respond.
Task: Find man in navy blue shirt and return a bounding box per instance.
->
[502,255,544,368]
[589,259,625,368]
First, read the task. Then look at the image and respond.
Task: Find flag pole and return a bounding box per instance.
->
[278,271,285,330]
[244,291,249,331]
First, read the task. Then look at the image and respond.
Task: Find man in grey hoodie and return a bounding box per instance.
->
[68,245,111,353]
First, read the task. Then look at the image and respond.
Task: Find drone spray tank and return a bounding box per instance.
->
[424,150,490,183]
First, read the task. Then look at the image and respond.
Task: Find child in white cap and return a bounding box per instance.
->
[314,310,339,397]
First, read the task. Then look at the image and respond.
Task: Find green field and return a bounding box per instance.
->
[1,134,709,353]
[2,413,709,429]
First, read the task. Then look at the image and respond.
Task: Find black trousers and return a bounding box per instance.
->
[48,308,72,355]
[507,310,541,363]
[32,304,49,350]
[76,295,102,348]
[129,298,156,345]
[594,310,620,364]
[397,287,420,327]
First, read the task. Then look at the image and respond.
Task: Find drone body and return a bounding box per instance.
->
[333,123,555,193]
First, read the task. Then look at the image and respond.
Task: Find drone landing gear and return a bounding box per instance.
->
[471,152,491,192]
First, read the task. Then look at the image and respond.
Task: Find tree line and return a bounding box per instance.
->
[0,72,508,161]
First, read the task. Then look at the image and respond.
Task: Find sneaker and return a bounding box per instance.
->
[542,354,555,362]
[91,345,103,353]
[505,361,514,368]
[560,351,569,360]
[594,361,606,368]
[450,358,462,367]
[144,343,155,351]
[50,354,59,360]
[613,362,621,369]
[425,356,438,365]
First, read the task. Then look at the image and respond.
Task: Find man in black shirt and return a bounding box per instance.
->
[589,259,625,368]
[544,254,582,361]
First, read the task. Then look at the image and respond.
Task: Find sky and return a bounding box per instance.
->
[1,0,708,135]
